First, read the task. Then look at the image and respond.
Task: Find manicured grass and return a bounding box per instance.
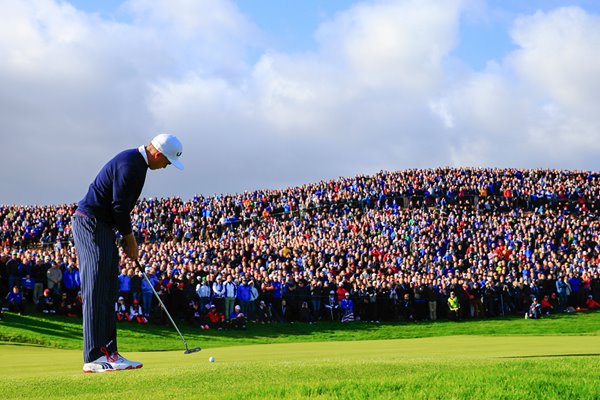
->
[1,312,600,399]
[1,336,600,399]
[1,311,600,351]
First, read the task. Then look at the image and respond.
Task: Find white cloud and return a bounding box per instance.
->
[435,6,600,169]
[0,0,599,205]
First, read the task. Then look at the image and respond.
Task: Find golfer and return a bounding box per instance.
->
[72,134,183,373]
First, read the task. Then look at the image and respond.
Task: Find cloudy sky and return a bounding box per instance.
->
[1,0,600,205]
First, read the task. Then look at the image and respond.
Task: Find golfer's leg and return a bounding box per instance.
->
[75,216,118,362]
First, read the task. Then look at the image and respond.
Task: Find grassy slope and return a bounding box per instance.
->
[1,311,600,351]
[1,312,600,399]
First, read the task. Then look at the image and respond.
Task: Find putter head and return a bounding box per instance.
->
[184,347,201,354]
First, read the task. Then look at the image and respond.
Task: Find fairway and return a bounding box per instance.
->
[2,335,599,399]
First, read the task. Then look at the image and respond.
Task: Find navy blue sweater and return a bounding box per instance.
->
[77,149,148,236]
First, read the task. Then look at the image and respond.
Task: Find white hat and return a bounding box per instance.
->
[151,134,184,170]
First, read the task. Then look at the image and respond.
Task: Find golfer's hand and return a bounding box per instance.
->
[122,233,139,261]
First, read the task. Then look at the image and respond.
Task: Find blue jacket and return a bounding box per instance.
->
[118,273,131,292]
[63,268,81,290]
[142,274,158,293]
[237,284,251,302]
[6,291,23,304]
[272,281,282,299]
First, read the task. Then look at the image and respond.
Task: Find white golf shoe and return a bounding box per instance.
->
[83,351,143,373]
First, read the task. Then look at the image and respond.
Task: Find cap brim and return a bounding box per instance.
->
[168,158,184,170]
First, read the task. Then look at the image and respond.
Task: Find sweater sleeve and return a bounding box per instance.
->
[111,160,145,236]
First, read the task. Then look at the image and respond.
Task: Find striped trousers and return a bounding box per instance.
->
[72,214,119,363]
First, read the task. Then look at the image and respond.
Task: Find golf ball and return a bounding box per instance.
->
[209,356,215,363]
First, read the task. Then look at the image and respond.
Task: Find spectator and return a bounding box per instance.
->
[63,262,81,302]
[37,288,58,314]
[340,292,354,322]
[448,291,460,321]
[229,304,247,329]
[118,267,131,305]
[6,251,20,290]
[248,281,259,321]
[237,279,251,318]
[5,285,25,314]
[20,274,35,302]
[62,290,83,317]
[324,290,339,321]
[527,297,542,319]
[540,295,555,315]
[196,277,211,312]
[130,299,148,324]
[212,276,225,315]
[400,292,414,322]
[585,295,600,309]
[115,296,131,322]
[2,166,600,328]
[46,262,62,295]
[223,275,237,322]
[205,304,225,330]
[141,267,157,319]
[256,300,271,323]
[32,256,49,305]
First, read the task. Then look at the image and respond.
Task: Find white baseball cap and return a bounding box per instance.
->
[151,134,184,170]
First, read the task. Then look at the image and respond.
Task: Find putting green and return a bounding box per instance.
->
[2,334,598,378]
[2,336,600,399]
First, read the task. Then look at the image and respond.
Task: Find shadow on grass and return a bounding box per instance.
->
[502,353,600,359]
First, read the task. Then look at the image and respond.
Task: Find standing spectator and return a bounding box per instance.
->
[556,276,570,309]
[63,262,81,302]
[324,290,339,321]
[270,276,283,322]
[236,279,251,317]
[223,275,237,322]
[118,268,131,306]
[47,262,62,295]
[248,281,259,320]
[568,273,582,307]
[0,253,8,302]
[212,276,225,314]
[448,291,460,321]
[6,251,20,290]
[309,279,323,321]
[196,277,211,312]
[400,292,414,321]
[20,272,35,302]
[32,256,49,305]
[141,267,158,319]
[129,268,142,304]
[427,283,437,321]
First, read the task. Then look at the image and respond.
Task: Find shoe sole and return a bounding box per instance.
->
[83,364,143,373]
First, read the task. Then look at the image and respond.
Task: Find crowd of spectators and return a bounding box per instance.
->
[2,167,600,327]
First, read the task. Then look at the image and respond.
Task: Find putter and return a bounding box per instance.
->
[136,260,201,354]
